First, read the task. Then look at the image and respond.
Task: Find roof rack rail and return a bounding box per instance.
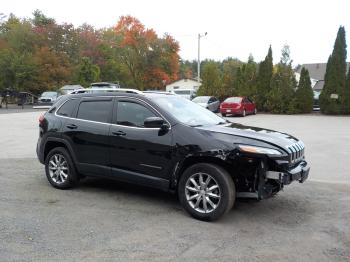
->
[143,90,173,95]
[70,88,143,95]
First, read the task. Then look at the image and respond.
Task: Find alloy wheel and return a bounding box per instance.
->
[185,172,221,213]
[48,154,69,184]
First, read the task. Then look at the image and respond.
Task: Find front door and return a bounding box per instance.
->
[109,98,173,188]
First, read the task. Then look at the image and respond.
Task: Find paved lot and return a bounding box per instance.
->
[0,112,349,261]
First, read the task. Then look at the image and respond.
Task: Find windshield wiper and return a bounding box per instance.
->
[217,121,227,125]
[190,124,203,127]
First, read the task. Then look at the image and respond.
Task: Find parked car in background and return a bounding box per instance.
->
[90,82,120,89]
[38,91,61,105]
[220,96,257,117]
[172,89,197,100]
[192,96,220,112]
[60,85,84,95]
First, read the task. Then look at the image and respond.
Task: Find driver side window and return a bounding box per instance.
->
[116,101,157,127]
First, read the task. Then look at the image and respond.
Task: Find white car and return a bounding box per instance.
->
[192,96,220,112]
[38,91,60,104]
[172,89,197,100]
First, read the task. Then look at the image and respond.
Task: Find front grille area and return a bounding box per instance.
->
[287,141,305,164]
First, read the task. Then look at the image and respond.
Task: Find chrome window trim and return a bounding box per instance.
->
[54,95,171,130]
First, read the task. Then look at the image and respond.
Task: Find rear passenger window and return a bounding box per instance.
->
[57,99,78,117]
[117,101,157,127]
[77,100,112,123]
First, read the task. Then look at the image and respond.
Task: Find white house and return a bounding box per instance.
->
[165,78,201,92]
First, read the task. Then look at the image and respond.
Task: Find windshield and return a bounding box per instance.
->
[224,97,242,103]
[41,92,57,98]
[192,96,210,103]
[154,96,225,126]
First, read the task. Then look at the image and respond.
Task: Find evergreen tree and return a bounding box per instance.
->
[235,56,257,100]
[197,61,223,98]
[320,26,347,114]
[256,46,273,111]
[293,67,314,113]
[344,68,350,113]
[266,45,296,113]
[76,57,100,87]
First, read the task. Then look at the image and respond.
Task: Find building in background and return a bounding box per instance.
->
[295,63,350,91]
[165,78,201,100]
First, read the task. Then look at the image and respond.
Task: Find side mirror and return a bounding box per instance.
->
[144,117,165,128]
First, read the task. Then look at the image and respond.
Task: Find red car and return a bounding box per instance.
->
[220,96,257,117]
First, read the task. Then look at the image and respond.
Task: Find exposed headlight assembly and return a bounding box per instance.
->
[238,145,282,155]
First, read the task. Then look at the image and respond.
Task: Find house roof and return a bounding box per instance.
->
[166,78,201,86]
[313,80,324,91]
[296,63,350,81]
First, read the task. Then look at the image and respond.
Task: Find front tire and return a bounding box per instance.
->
[178,163,235,221]
[221,113,226,117]
[45,147,79,189]
[242,109,246,117]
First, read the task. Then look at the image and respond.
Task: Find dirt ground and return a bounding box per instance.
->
[0,112,349,261]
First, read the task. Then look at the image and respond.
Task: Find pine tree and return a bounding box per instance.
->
[293,68,314,113]
[197,61,223,98]
[320,26,347,114]
[256,46,273,111]
[344,68,350,113]
[266,45,296,113]
[235,56,257,99]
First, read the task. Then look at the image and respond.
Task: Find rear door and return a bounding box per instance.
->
[109,98,173,188]
[62,97,113,176]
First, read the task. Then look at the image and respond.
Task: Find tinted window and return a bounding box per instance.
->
[57,99,78,117]
[117,101,157,127]
[77,100,112,123]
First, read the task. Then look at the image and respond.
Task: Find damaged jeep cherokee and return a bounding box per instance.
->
[37,90,310,221]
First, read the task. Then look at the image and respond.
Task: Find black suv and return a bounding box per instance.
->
[37,90,310,221]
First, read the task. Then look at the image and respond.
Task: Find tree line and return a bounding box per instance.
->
[191,45,313,113]
[0,11,180,94]
[0,11,349,114]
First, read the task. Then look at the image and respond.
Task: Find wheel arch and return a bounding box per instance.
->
[172,155,234,190]
[44,138,76,163]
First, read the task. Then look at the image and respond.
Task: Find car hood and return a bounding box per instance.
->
[197,122,299,149]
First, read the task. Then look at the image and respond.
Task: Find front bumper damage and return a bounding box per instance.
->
[266,161,310,185]
[236,160,310,200]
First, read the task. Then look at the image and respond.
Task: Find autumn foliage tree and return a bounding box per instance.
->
[114,16,179,90]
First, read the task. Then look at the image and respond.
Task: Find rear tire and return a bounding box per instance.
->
[178,163,235,221]
[45,147,79,189]
[222,113,226,117]
[253,108,257,115]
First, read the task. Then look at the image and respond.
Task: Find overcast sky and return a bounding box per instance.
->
[2,0,350,65]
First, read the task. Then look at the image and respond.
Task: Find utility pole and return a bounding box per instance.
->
[197,32,207,84]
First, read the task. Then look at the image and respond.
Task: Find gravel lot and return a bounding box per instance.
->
[0,111,349,262]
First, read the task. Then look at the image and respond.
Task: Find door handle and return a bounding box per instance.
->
[66,124,78,129]
[112,130,126,136]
